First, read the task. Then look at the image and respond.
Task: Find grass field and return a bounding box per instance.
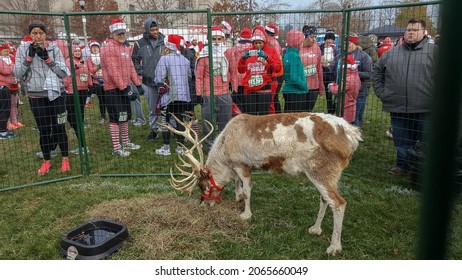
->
[0,93,461,259]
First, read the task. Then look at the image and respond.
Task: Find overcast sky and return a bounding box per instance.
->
[284,0,381,10]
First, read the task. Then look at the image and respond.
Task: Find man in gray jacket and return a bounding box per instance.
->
[132,17,165,141]
[372,18,437,175]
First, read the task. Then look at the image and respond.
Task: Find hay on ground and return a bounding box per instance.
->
[85,192,249,259]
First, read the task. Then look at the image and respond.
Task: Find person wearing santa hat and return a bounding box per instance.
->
[63,45,93,155]
[331,32,372,127]
[238,25,282,116]
[100,18,144,157]
[196,26,232,149]
[281,29,308,113]
[132,17,165,142]
[264,23,283,114]
[14,20,71,174]
[153,34,191,156]
[86,40,108,125]
[220,20,234,48]
[328,54,361,124]
[224,27,252,112]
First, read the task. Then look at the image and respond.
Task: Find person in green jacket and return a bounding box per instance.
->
[282,29,308,112]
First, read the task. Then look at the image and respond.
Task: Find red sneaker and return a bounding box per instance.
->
[60,158,70,173]
[38,160,51,175]
[85,102,94,107]
[13,122,25,128]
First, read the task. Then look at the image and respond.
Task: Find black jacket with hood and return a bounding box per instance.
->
[131,17,165,86]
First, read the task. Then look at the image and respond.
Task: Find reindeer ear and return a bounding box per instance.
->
[199,169,209,179]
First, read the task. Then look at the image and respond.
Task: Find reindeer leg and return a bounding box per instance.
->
[234,167,252,220]
[308,196,328,236]
[327,198,346,256]
[234,177,244,202]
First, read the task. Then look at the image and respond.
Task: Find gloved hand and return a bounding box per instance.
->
[136,85,144,96]
[242,51,250,60]
[258,49,268,60]
[27,44,36,59]
[36,46,49,61]
[128,91,138,101]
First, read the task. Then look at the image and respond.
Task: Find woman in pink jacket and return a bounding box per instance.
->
[328,54,361,124]
[300,26,324,111]
[64,45,92,154]
[100,19,143,157]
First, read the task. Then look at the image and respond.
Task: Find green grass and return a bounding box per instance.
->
[0,94,461,259]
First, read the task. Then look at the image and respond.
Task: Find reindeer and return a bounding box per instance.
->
[164,112,362,256]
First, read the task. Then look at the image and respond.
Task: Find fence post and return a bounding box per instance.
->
[418,0,462,259]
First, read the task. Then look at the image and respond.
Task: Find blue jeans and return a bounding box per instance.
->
[390,112,428,171]
[354,94,368,126]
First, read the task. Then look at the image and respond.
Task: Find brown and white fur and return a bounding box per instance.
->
[166,112,362,256]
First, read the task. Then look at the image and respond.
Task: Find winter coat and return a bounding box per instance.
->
[0,55,16,89]
[155,52,191,105]
[372,37,437,113]
[300,43,324,91]
[14,41,70,100]
[237,26,282,94]
[282,47,308,94]
[100,38,141,91]
[86,52,104,85]
[329,67,361,123]
[131,17,165,86]
[196,45,230,97]
[64,56,93,94]
[224,41,252,92]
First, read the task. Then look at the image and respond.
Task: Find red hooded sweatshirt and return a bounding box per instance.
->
[237,26,282,94]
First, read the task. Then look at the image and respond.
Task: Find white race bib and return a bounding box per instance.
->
[248,75,263,87]
[79,73,88,82]
[304,65,317,77]
[119,111,128,122]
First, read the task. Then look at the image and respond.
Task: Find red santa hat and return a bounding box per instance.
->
[21,35,33,45]
[265,24,278,35]
[88,40,100,48]
[164,34,184,52]
[211,26,225,37]
[0,42,9,51]
[239,28,252,41]
[221,20,233,33]
[348,33,359,45]
[109,18,127,34]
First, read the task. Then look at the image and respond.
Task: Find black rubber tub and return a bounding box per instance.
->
[60,219,129,260]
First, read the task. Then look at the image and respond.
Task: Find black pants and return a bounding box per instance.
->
[0,86,11,133]
[161,101,189,145]
[283,93,308,113]
[29,95,69,160]
[90,85,106,119]
[66,91,87,145]
[105,88,132,124]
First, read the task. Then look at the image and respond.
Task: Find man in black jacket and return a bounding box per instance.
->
[132,17,165,141]
[372,18,437,175]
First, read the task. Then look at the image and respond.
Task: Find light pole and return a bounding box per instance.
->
[79,0,88,46]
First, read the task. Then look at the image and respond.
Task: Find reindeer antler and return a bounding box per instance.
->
[160,113,214,194]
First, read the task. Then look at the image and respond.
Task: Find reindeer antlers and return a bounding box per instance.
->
[159,113,214,194]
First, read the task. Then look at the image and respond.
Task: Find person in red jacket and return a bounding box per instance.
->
[378,37,393,58]
[64,45,93,154]
[237,26,282,115]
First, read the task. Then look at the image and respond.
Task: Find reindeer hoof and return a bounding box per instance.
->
[240,211,252,220]
[326,244,342,256]
[308,225,322,235]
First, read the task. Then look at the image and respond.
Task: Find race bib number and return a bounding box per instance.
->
[248,75,263,87]
[79,73,88,82]
[57,111,67,125]
[119,111,128,122]
[96,69,103,76]
[304,65,317,77]
[213,67,222,76]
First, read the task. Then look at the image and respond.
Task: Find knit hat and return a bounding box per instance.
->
[0,42,9,51]
[164,34,184,52]
[28,20,46,34]
[109,19,127,34]
[239,28,252,41]
[348,32,359,45]
[303,26,317,38]
[211,26,225,37]
[265,24,278,36]
[88,40,100,48]
[286,29,304,48]
[324,32,335,41]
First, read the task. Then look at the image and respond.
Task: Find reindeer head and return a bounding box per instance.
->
[161,113,219,204]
